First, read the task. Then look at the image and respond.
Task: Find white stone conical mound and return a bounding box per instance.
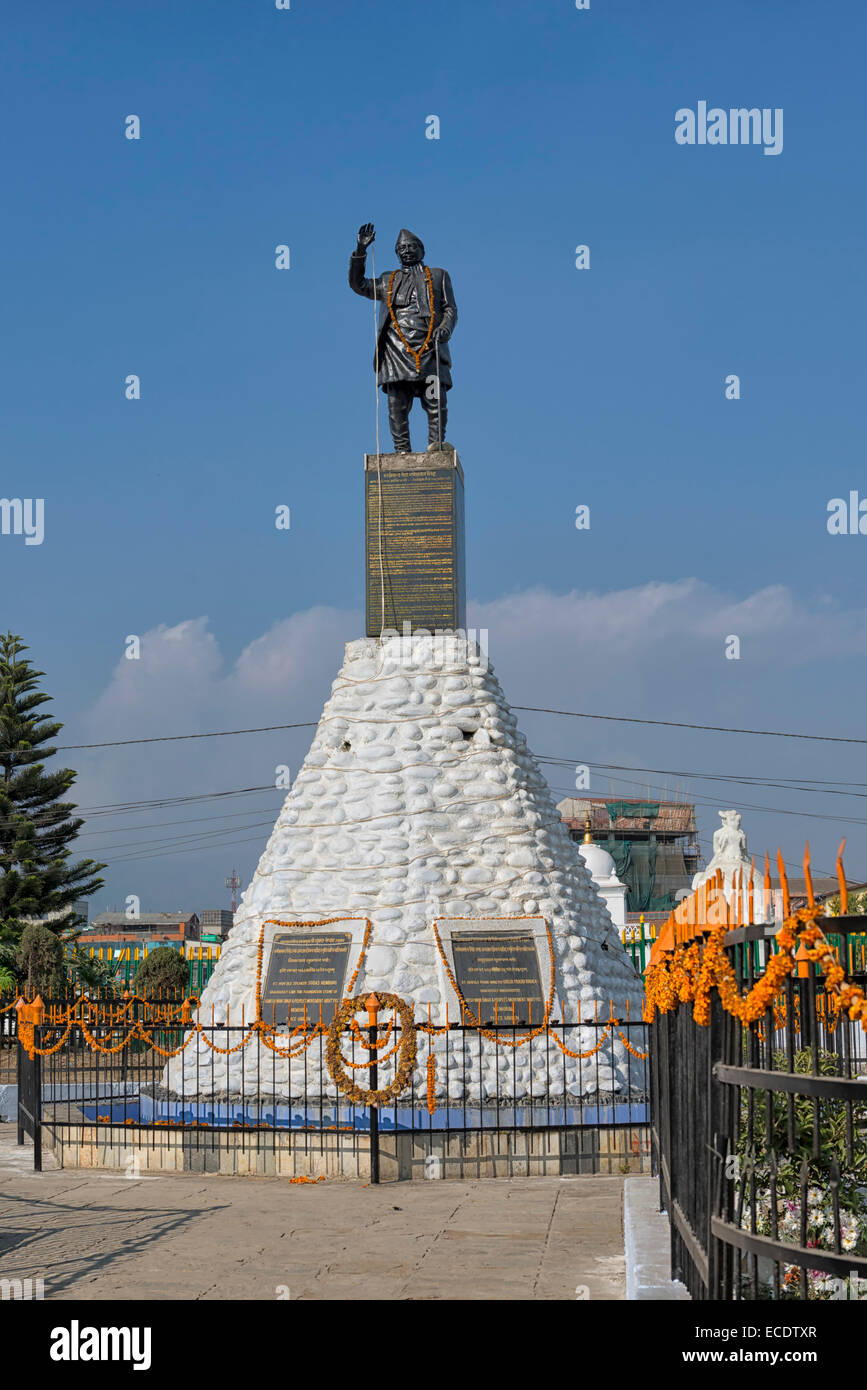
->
[167,633,645,1101]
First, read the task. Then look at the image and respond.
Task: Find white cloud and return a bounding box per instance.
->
[71,579,867,910]
[473,579,867,680]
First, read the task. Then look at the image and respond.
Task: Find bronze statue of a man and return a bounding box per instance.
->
[349,224,457,453]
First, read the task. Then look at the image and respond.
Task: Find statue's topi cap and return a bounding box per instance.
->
[395,228,424,254]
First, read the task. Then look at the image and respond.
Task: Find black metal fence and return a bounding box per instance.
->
[16,1035,41,1171]
[652,919,867,1300]
[14,1006,650,1182]
[0,989,189,1084]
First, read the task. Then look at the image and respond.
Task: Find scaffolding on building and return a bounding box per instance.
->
[558,796,700,914]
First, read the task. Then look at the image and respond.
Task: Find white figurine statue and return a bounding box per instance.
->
[692,810,764,915]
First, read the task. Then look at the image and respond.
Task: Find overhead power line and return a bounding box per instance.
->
[82,786,275,815]
[54,707,867,751]
[8,746,867,844]
[74,801,282,840]
[535,756,867,801]
[56,721,317,751]
[83,819,277,859]
[515,706,867,746]
[100,832,270,868]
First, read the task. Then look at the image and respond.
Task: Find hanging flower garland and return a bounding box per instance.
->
[19,910,639,1073]
[550,1023,612,1059]
[644,907,867,1031]
[349,1016,394,1050]
[258,1021,328,1059]
[337,1037,404,1070]
[618,1030,649,1060]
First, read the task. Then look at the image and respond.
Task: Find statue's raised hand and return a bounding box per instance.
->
[357,223,375,250]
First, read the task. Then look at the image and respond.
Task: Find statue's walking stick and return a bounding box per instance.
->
[435,337,443,448]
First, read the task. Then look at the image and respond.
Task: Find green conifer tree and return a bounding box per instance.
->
[0,633,105,942]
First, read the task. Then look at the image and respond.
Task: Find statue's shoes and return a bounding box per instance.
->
[427,440,453,452]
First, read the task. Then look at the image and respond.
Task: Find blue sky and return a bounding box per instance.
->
[3,0,866,911]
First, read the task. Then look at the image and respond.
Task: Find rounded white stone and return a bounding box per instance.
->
[366,945,397,974]
[379,925,406,944]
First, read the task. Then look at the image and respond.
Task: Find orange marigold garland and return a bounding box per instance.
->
[20,910,642,1073]
[426,1051,437,1115]
[644,906,867,1032]
[550,1023,611,1059]
[386,266,436,371]
[618,1030,650,1060]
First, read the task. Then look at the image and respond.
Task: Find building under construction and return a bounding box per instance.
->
[557,797,700,914]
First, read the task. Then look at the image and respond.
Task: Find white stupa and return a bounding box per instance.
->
[166,631,645,1105]
[577,817,628,929]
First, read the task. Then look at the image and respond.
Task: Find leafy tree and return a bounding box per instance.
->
[0,633,104,942]
[65,945,119,994]
[0,941,19,980]
[824,889,867,916]
[135,946,189,999]
[16,923,66,995]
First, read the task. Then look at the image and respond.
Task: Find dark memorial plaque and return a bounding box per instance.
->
[365,453,466,636]
[451,932,545,1023]
[261,932,352,1026]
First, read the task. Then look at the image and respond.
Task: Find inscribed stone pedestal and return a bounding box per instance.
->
[365,451,466,635]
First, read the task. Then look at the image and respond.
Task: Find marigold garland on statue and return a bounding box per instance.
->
[386,266,436,371]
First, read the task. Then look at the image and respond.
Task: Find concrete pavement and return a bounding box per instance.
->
[0,1125,627,1301]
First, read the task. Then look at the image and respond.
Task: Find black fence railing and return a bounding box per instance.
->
[16,1035,41,1171]
[652,919,867,1300]
[16,1009,650,1182]
[1,990,191,1086]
